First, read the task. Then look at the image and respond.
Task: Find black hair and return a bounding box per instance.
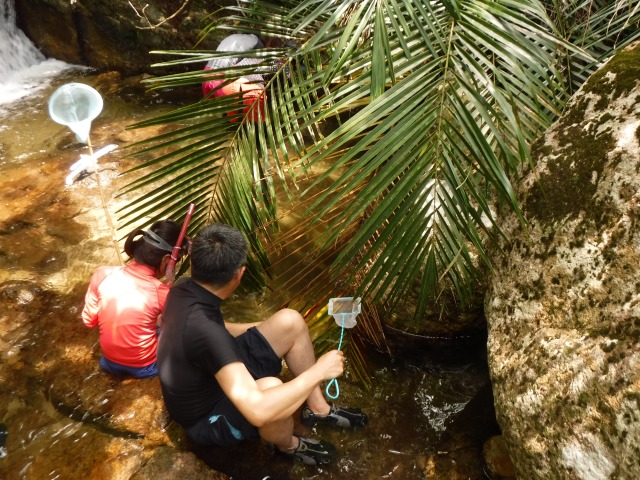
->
[123,219,181,268]
[191,223,248,286]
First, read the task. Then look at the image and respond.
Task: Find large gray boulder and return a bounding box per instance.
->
[486,42,640,479]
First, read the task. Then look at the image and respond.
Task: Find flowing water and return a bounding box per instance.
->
[0,1,77,110]
[0,3,497,479]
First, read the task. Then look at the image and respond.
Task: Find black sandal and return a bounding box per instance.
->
[301,403,368,429]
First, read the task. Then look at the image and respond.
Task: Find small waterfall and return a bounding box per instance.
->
[0,0,80,109]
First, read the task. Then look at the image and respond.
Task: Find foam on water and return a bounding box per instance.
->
[0,0,83,111]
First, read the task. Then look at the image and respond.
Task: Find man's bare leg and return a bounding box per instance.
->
[254,377,299,451]
[257,309,331,415]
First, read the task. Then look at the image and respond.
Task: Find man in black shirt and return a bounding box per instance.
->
[157,223,367,466]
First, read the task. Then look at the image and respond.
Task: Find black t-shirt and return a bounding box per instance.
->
[157,278,242,428]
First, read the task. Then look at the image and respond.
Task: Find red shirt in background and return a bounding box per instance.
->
[82,261,168,367]
[202,72,266,122]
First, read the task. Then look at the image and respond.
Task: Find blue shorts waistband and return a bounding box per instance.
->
[99,355,158,378]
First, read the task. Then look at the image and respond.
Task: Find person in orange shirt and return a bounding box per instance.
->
[202,34,270,122]
[82,220,185,378]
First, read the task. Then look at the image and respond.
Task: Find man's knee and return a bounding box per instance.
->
[274,308,308,335]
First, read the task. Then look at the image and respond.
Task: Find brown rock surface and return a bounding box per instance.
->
[14,0,223,75]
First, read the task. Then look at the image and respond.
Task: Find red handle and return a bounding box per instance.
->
[165,203,195,286]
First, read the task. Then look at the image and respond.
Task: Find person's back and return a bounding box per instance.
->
[82,219,183,378]
[158,277,233,427]
[85,262,165,367]
[202,33,269,122]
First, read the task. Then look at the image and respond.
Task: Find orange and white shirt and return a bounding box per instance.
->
[82,261,168,367]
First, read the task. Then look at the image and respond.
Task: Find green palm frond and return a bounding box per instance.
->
[544,0,640,91]
[118,0,638,330]
[268,0,575,313]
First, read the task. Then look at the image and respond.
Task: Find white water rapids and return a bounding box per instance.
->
[0,0,80,111]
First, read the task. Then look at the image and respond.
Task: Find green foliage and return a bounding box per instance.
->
[119,0,639,324]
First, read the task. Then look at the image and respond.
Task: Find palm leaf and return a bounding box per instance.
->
[117,0,639,363]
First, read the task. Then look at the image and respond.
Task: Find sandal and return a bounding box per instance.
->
[301,403,368,429]
[277,434,337,466]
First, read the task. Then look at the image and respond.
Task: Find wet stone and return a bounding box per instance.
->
[0,281,41,305]
[483,435,517,479]
[0,153,88,279]
[0,423,7,458]
[0,281,53,343]
[40,318,170,440]
[131,446,229,480]
[46,372,171,442]
[420,383,500,480]
[0,280,169,441]
[35,251,68,274]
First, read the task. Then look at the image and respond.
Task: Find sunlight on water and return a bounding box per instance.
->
[416,390,470,433]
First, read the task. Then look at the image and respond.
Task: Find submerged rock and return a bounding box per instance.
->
[486,42,640,478]
[131,446,229,480]
[483,436,516,479]
[420,383,501,480]
[0,279,213,478]
[0,423,7,459]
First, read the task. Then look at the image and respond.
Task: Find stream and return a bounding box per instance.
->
[0,4,499,479]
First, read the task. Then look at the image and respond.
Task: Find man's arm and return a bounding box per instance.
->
[215,349,344,427]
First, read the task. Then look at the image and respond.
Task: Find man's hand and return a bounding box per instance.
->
[315,350,344,381]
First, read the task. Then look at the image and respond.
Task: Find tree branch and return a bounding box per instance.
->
[128,0,192,30]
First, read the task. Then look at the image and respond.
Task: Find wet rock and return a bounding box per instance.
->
[486,42,640,478]
[0,279,166,441]
[420,450,485,480]
[483,436,516,479]
[0,281,55,350]
[14,0,221,76]
[0,278,224,479]
[132,446,229,480]
[94,71,126,96]
[0,281,41,306]
[0,154,88,281]
[40,314,171,441]
[35,251,68,274]
[0,388,148,480]
[47,374,171,442]
[0,423,7,459]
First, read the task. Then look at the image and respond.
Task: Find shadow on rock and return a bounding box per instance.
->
[192,440,294,480]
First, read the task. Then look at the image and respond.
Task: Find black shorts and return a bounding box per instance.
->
[186,326,282,446]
